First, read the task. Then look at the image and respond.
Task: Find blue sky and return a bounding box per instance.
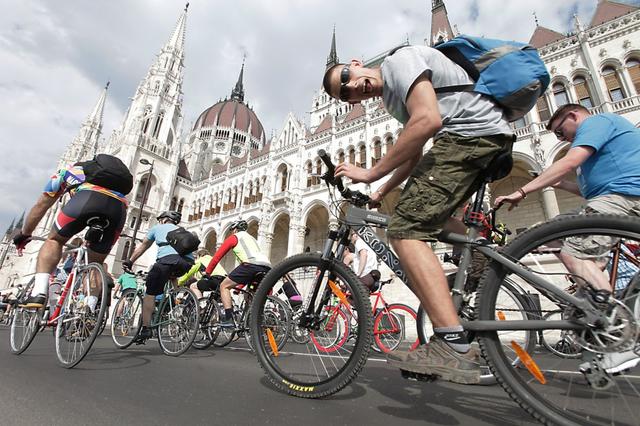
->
[1,0,638,232]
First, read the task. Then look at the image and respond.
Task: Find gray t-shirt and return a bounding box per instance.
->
[381,45,512,138]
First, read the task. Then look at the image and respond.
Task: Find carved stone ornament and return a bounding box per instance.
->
[570,58,578,68]
[599,48,607,58]
[623,39,631,50]
[550,66,557,75]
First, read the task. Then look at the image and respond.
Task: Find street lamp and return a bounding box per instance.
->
[128,158,154,258]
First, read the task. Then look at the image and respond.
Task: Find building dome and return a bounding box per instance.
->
[193,98,265,143]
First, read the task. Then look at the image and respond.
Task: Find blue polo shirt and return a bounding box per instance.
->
[572,113,640,199]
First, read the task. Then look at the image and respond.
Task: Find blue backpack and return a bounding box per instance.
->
[433,35,550,122]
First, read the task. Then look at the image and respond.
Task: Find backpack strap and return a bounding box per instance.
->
[434,84,475,94]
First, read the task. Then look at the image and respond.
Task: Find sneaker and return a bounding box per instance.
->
[19,294,46,309]
[387,336,481,384]
[580,350,640,375]
[219,317,236,329]
[132,326,153,344]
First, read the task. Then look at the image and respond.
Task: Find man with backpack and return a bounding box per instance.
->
[13,154,132,311]
[324,37,548,383]
[124,210,197,343]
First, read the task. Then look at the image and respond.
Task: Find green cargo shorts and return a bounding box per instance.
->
[388,132,514,241]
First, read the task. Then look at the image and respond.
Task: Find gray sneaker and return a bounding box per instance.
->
[580,350,640,375]
[387,336,481,384]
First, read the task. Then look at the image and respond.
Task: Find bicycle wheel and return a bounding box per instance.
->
[157,286,199,356]
[55,263,108,368]
[309,305,350,353]
[192,297,219,350]
[289,304,310,344]
[374,304,418,353]
[110,291,143,349]
[249,253,372,398]
[246,295,290,353]
[10,306,44,355]
[98,310,108,335]
[477,214,640,426]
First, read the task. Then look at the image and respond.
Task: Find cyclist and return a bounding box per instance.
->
[12,154,131,311]
[324,45,514,383]
[204,220,271,328]
[495,103,640,375]
[124,210,195,343]
[114,268,138,298]
[350,231,380,291]
[177,248,227,299]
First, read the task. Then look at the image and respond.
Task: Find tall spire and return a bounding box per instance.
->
[87,81,109,129]
[15,211,25,230]
[230,57,245,102]
[167,3,188,52]
[4,217,15,238]
[326,26,339,69]
[430,0,454,46]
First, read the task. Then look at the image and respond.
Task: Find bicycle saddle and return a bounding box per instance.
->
[483,151,513,182]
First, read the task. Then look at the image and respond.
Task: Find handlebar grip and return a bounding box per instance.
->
[318,149,346,193]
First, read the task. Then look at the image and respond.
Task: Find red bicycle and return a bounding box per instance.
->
[310,278,419,354]
[9,219,110,368]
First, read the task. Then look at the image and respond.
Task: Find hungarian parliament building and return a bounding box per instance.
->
[3,1,640,304]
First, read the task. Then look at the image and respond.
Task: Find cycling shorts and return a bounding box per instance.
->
[196,275,225,292]
[53,190,126,254]
[228,263,271,287]
[145,255,194,296]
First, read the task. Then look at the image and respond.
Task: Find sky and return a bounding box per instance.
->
[2,0,640,232]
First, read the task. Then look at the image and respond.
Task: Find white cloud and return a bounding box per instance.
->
[1,0,635,229]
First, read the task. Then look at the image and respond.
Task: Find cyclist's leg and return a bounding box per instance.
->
[143,260,172,326]
[190,282,202,299]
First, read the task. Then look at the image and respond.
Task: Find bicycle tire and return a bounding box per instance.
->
[246,295,291,353]
[10,306,44,355]
[55,262,108,368]
[477,214,640,426]
[98,310,108,335]
[110,291,143,349]
[157,286,199,357]
[192,297,219,350]
[374,303,418,353]
[249,253,372,398]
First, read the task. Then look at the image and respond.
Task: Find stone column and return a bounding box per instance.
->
[287,224,306,257]
[259,231,274,260]
[541,187,560,219]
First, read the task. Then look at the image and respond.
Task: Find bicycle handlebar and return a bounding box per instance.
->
[318,149,371,208]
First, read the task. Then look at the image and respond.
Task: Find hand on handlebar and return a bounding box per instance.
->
[334,162,373,184]
[368,191,383,209]
[12,232,32,255]
[122,259,133,271]
[494,192,524,211]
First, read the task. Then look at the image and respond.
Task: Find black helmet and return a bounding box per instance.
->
[230,220,248,231]
[158,210,181,224]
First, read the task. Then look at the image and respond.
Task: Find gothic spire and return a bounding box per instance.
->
[86,81,109,128]
[430,0,454,46]
[167,3,188,52]
[230,57,245,102]
[15,211,25,230]
[4,217,15,237]
[326,26,339,69]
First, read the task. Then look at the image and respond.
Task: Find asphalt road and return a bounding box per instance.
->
[0,326,538,426]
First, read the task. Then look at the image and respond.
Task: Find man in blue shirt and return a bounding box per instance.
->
[124,210,194,343]
[496,103,640,374]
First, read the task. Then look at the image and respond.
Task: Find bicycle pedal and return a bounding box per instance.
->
[400,369,438,382]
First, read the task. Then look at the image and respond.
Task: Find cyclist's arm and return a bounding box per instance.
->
[177,262,201,286]
[520,147,592,196]
[553,180,582,196]
[22,194,58,236]
[357,249,367,277]
[129,239,153,263]
[205,236,237,275]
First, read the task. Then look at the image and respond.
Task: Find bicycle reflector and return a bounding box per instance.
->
[511,341,546,384]
[266,328,279,356]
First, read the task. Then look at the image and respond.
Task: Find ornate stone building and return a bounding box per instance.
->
[3,1,640,307]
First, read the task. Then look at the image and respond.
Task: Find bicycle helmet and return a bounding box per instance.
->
[230,220,248,231]
[157,210,181,224]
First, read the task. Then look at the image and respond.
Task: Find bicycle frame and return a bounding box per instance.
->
[46,245,90,327]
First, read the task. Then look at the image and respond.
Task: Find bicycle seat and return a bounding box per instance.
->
[86,216,110,229]
[482,151,513,183]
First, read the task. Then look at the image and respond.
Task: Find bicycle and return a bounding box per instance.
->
[111,269,199,356]
[251,149,640,426]
[10,217,110,368]
[211,274,290,353]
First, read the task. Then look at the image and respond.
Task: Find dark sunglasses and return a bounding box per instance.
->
[553,114,571,138]
[339,65,350,101]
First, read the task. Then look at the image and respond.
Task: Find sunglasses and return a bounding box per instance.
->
[553,114,571,138]
[339,64,350,102]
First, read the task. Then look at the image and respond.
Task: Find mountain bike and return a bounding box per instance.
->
[10,218,110,368]
[250,149,640,426]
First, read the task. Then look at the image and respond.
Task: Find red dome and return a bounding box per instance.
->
[193,99,265,142]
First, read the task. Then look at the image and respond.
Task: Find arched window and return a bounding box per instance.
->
[153,81,160,94]
[511,116,527,129]
[135,175,153,203]
[277,165,288,192]
[553,83,569,108]
[372,140,382,166]
[626,58,640,94]
[306,162,313,187]
[573,76,593,108]
[337,151,345,164]
[602,66,626,101]
[385,136,394,154]
[170,197,177,211]
[348,148,356,165]
[358,145,366,167]
[177,198,184,214]
[121,241,131,260]
[536,96,551,122]
[152,111,164,138]
[142,106,152,134]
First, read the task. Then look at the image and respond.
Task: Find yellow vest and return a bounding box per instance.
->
[232,231,271,267]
